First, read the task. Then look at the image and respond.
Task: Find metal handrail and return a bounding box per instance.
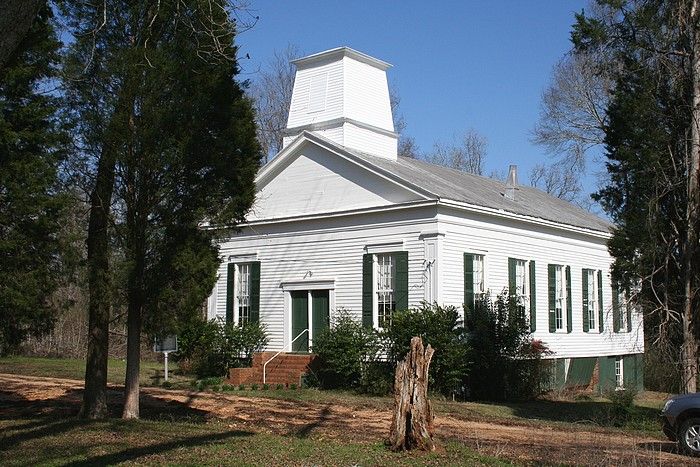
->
[263,329,309,384]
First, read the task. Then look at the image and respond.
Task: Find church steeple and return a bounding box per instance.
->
[283,47,398,160]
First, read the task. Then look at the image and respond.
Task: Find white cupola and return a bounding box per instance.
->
[283,47,398,160]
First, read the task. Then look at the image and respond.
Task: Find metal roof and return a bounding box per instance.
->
[348,148,612,233]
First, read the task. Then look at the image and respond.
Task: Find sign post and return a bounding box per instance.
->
[153,335,178,381]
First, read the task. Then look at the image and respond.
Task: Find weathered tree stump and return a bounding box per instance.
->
[387,336,436,451]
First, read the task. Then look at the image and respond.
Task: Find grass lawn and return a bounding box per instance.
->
[0,355,188,388]
[0,416,509,466]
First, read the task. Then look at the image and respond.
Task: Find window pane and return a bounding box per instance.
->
[377,254,396,327]
[555,266,563,329]
[473,255,485,297]
[237,263,251,324]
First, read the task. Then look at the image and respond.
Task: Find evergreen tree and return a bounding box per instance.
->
[62,1,259,418]
[574,0,700,392]
[0,4,68,355]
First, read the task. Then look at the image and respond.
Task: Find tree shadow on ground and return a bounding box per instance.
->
[467,399,661,428]
[295,405,332,438]
[0,385,213,453]
[63,429,253,467]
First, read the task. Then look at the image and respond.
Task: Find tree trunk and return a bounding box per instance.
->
[387,336,436,451]
[683,0,700,394]
[122,297,142,419]
[0,0,43,72]
[80,147,116,419]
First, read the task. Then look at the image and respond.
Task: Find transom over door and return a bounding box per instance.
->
[290,289,330,353]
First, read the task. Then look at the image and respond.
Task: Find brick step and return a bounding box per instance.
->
[228,351,317,386]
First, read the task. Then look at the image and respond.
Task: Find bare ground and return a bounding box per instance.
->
[0,373,695,466]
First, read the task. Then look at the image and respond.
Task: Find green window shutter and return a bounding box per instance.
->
[548,264,556,333]
[464,253,474,313]
[565,266,572,333]
[362,254,373,327]
[395,251,409,311]
[582,269,589,332]
[597,270,604,332]
[529,260,536,332]
[249,261,261,323]
[226,263,235,323]
[612,284,620,333]
[508,257,517,300]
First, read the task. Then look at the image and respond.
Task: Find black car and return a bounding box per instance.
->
[661,392,700,456]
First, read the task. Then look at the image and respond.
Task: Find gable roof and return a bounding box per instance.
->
[258,132,612,234]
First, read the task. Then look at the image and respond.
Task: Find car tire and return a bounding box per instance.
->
[679,417,700,456]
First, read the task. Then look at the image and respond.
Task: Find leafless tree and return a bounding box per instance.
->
[249,45,299,162]
[529,162,583,204]
[398,136,420,159]
[425,129,487,175]
[532,52,614,169]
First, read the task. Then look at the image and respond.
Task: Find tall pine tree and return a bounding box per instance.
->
[62,1,260,418]
[575,0,700,392]
[0,3,68,355]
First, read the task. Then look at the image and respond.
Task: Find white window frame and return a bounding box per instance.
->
[554,265,567,332]
[235,263,252,325]
[473,254,487,301]
[514,259,529,308]
[615,356,624,389]
[618,290,629,332]
[374,253,397,329]
[586,269,598,332]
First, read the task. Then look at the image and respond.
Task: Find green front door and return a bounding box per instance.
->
[291,290,330,353]
[291,291,308,352]
[311,290,330,344]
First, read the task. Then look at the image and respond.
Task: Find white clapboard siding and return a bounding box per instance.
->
[343,57,394,131]
[211,207,437,350]
[287,58,344,129]
[249,142,419,221]
[437,208,643,359]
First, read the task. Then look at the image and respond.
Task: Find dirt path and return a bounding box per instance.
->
[0,373,693,466]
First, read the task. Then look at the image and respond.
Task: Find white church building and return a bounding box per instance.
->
[207,47,644,391]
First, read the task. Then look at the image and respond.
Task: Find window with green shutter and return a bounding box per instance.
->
[582,269,600,333]
[362,251,408,329]
[548,264,570,333]
[597,270,604,332]
[464,253,474,312]
[529,260,536,332]
[226,261,261,325]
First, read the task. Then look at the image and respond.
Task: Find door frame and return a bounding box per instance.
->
[281,279,335,351]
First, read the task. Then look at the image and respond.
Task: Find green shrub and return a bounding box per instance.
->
[606,388,637,427]
[262,383,270,391]
[221,384,234,392]
[251,383,259,391]
[382,303,471,396]
[275,384,284,390]
[238,383,245,391]
[161,380,172,389]
[176,318,268,378]
[465,291,551,401]
[311,310,383,390]
[289,383,297,390]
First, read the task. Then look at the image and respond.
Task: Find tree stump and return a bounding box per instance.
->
[387,336,436,451]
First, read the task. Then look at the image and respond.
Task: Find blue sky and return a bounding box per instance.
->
[235,1,594,192]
